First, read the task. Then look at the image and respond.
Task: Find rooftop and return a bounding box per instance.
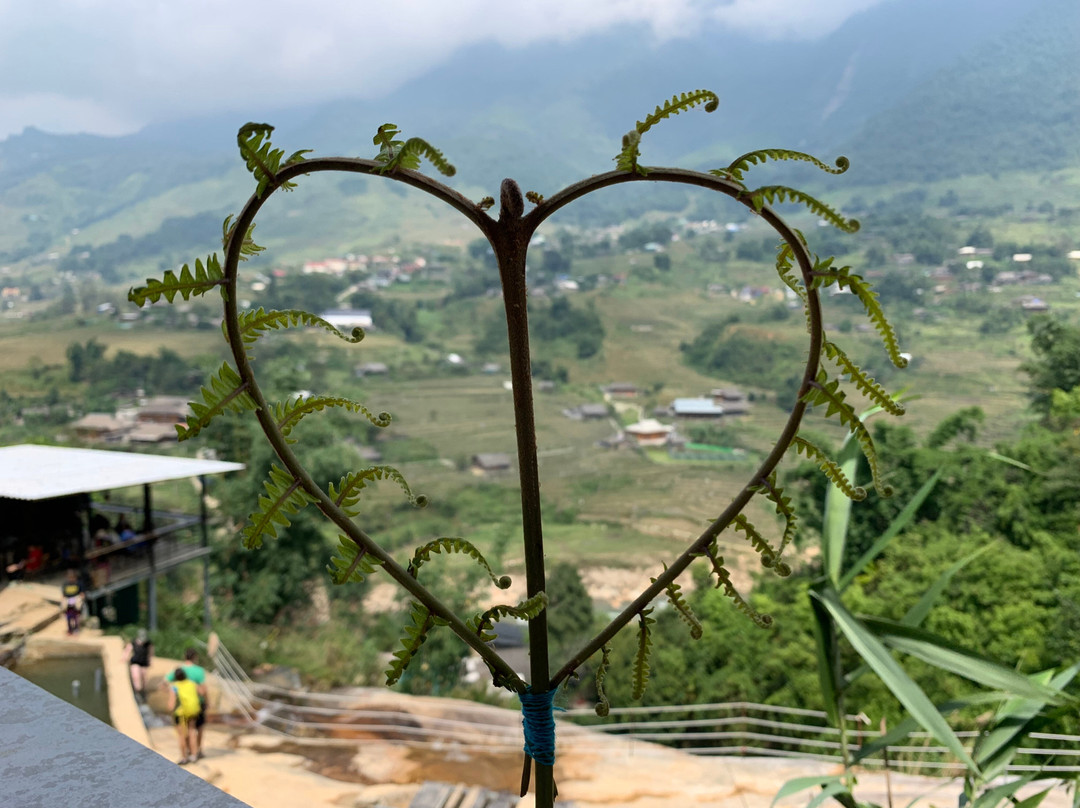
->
[0,444,244,501]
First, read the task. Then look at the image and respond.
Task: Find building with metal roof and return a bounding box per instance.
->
[0,444,244,630]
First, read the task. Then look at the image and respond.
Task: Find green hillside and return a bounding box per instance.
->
[841,0,1080,184]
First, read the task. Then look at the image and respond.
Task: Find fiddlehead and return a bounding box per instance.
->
[614,89,719,175]
[271,395,392,442]
[373,123,456,176]
[755,473,799,562]
[594,645,612,717]
[631,608,656,700]
[790,437,867,502]
[233,308,367,354]
[705,547,773,629]
[328,467,426,516]
[801,369,893,498]
[717,149,850,184]
[823,342,906,416]
[657,572,702,640]
[237,123,310,196]
[810,259,907,368]
[222,215,265,261]
[731,514,783,569]
[469,592,548,643]
[748,186,860,233]
[408,537,512,589]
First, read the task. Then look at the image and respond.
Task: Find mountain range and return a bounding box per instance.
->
[0,0,1074,275]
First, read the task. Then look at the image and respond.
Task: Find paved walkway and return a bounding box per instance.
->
[2,581,1074,808]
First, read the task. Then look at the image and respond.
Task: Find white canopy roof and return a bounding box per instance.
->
[0,444,244,501]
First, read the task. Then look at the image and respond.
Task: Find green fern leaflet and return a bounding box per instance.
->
[128,255,225,307]
[176,363,259,441]
[241,464,315,549]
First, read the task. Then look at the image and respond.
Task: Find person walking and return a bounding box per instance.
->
[123,629,153,700]
[165,648,208,760]
[168,668,202,764]
[60,569,84,635]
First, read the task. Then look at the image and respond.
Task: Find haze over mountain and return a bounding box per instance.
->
[0,0,1070,273]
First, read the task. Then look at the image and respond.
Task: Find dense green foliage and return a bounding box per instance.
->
[477,296,605,360]
[601,319,1080,740]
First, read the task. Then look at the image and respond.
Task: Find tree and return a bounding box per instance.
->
[1023,315,1080,414]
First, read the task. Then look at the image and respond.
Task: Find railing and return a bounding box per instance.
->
[561,702,1080,776]
[204,639,1080,777]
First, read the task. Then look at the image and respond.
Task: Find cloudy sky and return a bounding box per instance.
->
[0,0,887,141]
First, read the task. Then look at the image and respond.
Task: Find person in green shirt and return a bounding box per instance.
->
[164,648,208,760]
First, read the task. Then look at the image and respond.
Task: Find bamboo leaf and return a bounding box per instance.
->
[839,469,943,591]
[811,585,979,773]
[821,429,862,586]
[863,618,1069,702]
[975,664,1080,779]
[903,543,993,626]
[809,588,842,729]
[771,775,847,805]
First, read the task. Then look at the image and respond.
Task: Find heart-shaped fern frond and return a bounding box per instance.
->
[328,466,426,516]
[810,260,907,368]
[385,601,441,686]
[327,534,383,586]
[128,255,225,307]
[705,549,773,629]
[801,369,893,498]
[373,123,456,176]
[176,362,259,441]
[233,308,367,354]
[747,186,860,233]
[238,123,310,196]
[407,537,512,589]
[272,395,391,442]
[790,436,867,502]
[241,464,315,549]
[615,89,719,175]
[716,149,849,184]
[222,216,265,261]
[631,608,656,700]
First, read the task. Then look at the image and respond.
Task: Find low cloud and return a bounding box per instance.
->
[0,0,886,139]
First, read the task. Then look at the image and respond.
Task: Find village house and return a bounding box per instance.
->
[355,362,389,378]
[136,396,189,425]
[670,397,725,419]
[602,382,639,399]
[471,453,513,474]
[70,413,132,442]
[624,419,674,448]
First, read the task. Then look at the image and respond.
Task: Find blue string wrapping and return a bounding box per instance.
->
[519,688,558,766]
